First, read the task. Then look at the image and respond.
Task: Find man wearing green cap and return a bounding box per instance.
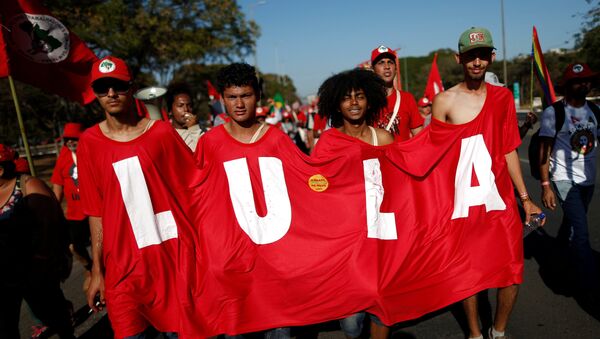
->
[432,27,543,339]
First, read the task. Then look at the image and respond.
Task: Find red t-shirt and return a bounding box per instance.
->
[77,120,195,337]
[51,146,85,220]
[374,90,424,142]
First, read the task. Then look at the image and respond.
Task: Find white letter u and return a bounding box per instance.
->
[223,157,292,244]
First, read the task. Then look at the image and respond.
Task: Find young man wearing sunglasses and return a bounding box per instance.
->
[432,27,543,339]
[77,56,196,338]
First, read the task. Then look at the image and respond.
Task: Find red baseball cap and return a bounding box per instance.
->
[90,56,132,84]
[0,144,16,162]
[418,97,432,107]
[562,63,598,83]
[62,122,84,139]
[256,106,267,117]
[371,45,397,65]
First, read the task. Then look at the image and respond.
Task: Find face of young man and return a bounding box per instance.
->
[457,48,495,81]
[373,57,396,86]
[566,78,593,99]
[64,139,79,152]
[223,85,258,125]
[92,78,133,116]
[340,89,368,124]
[419,105,432,116]
[171,93,194,127]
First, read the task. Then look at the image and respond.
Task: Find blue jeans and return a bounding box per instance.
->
[553,181,598,289]
[124,332,178,339]
[339,312,365,338]
[339,312,385,338]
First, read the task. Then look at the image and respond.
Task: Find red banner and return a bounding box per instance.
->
[424,53,444,102]
[179,84,523,337]
[0,0,98,104]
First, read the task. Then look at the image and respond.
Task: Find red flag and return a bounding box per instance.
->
[424,53,444,102]
[180,84,522,337]
[0,0,98,104]
[0,29,9,77]
[206,79,221,100]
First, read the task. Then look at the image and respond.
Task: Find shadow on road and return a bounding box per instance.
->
[524,228,600,321]
[78,315,114,339]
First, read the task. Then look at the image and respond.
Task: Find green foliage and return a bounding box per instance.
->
[3,0,599,146]
[49,0,258,80]
[1,0,258,145]
[0,80,102,145]
[260,73,300,105]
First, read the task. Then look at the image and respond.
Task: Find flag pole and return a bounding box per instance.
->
[8,75,36,176]
[530,28,535,113]
[530,54,534,112]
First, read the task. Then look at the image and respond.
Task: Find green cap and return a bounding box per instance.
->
[458,27,495,53]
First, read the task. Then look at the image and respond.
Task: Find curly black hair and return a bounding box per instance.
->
[216,63,261,99]
[317,69,387,128]
[166,82,193,112]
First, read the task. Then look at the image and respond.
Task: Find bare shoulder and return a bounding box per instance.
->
[432,84,467,122]
[22,175,53,197]
[375,128,395,146]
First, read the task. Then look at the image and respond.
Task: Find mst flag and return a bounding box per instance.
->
[0,0,98,104]
[179,83,522,337]
[424,53,444,102]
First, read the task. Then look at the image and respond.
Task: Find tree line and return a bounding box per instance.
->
[1,0,598,145]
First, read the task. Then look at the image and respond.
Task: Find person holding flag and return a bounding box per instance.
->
[432,27,543,339]
[370,45,423,141]
[313,68,393,339]
[192,62,290,339]
[538,63,600,298]
[78,56,197,338]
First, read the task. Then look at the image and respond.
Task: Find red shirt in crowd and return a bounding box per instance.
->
[374,90,424,142]
[51,146,85,220]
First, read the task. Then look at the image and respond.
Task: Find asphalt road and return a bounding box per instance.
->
[19,128,600,339]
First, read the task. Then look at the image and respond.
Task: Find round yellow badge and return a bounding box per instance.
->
[308,174,329,192]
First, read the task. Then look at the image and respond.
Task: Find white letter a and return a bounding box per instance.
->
[451,135,506,220]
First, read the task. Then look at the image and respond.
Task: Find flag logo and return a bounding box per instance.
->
[308,174,328,192]
[468,32,485,44]
[99,60,116,73]
[7,13,70,64]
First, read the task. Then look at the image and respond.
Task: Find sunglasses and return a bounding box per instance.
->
[92,79,132,96]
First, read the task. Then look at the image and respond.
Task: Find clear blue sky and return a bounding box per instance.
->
[238,0,594,99]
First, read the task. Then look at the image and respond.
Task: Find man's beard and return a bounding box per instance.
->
[467,71,485,81]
